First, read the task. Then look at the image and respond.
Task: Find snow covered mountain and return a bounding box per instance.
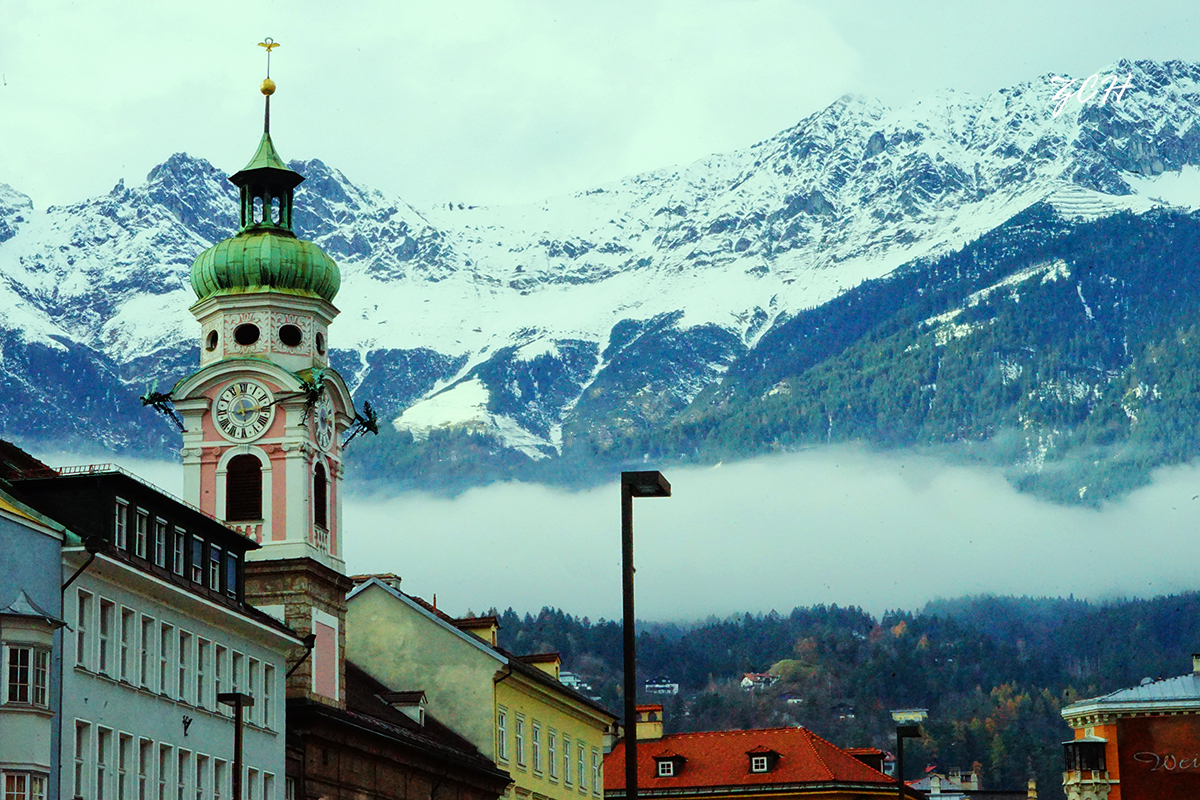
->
[3,59,1200,492]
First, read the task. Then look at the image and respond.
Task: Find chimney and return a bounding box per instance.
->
[1192,653,1200,674]
[454,615,500,647]
[636,704,664,741]
[1027,777,1038,799]
[352,573,403,591]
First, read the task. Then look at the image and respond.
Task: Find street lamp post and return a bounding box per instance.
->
[890,709,927,800]
[621,470,671,800]
[219,692,256,800]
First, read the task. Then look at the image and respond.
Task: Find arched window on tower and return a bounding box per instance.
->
[314,463,328,529]
[226,455,263,521]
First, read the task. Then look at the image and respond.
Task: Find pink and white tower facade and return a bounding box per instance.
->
[172,70,356,707]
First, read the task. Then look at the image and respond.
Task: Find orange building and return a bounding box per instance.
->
[1062,654,1200,800]
[605,706,915,800]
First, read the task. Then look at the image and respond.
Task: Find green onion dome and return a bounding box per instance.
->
[190,131,340,303]
[190,227,340,302]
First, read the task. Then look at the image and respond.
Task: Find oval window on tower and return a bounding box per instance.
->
[205,330,218,351]
[279,324,302,347]
[315,332,326,355]
[234,324,260,346]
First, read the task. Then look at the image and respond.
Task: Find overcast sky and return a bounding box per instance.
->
[4,1,1199,209]
[12,1,1200,620]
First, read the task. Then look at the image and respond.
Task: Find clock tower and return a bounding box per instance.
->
[173,58,354,707]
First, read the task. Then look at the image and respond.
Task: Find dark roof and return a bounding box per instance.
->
[0,440,53,481]
[332,660,511,783]
[606,727,906,796]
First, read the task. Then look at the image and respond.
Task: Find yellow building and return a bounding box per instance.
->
[347,576,618,800]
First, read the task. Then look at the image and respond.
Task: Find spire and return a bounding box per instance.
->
[259,37,279,134]
[188,39,340,305]
[230,38,303,233]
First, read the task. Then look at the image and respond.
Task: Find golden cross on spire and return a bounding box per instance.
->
[258,38,280,78]
[257,38,279,133]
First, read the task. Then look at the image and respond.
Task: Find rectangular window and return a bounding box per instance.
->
[247,658,260,723]
[6,645,30,703]
[194,755,207,800]
[140,616,155,690]
[515,716,526,767]
[158,745,171,800]
[139,739,152,800]
[231,652,244,696]
[135,510,149,559]
[563,735,572,785]
[657,761,674,777]
[262,665,274,729]
[173,528,186,577]
[75,721,91,800]
[209,546,221,592]
[263,774,273,800]
[160,624,174,698]
[532,722,542,773]
[99,599,115,676]
[7,774,49,800]
[191,537,204,583]
[225,554,238,599]
[176,751,188,800]
[246,769,259,800]
[114,499,129,550]
[118,734,133,800]
[591,748,601,795]
[197,639,210,710]
[215,646,227,715]
[496,708,508,761]
[154,518,168,568]
[22,649,48,707]
[214,761,226,800]
[120,608,135,682]
[548,730,558,779]
[97,727,113,800]
[577,745,586,792]
[77,590,93,669]
[178,632,191,705]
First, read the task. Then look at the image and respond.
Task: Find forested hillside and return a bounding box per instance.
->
[490,592,1200,799]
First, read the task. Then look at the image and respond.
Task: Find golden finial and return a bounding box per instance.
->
[258,38,279,95]
[257,38,279,132]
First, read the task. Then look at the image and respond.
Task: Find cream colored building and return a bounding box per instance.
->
[347,577,617,800]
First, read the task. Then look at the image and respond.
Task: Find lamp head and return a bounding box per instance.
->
[622,470,671,498]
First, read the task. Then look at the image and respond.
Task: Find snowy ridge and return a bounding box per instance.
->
[3,59,1200,456]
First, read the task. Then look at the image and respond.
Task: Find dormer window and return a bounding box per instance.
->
[653,754,685,778]
[747,748,780,773]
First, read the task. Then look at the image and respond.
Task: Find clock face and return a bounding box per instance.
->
[214,381,274,441]
[315,393,335,451]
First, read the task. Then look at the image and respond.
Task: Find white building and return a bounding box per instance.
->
[8,466,302,800]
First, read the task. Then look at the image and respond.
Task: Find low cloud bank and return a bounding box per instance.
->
[40,445,1200,621]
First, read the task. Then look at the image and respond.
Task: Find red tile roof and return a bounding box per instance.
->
[605,727,898,793]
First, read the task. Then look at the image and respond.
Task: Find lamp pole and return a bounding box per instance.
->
[219,692,255,800]
[890,709,927,800]
[621,471,671,800]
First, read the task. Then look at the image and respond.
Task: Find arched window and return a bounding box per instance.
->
[314,463,328,529]
[226,455,263,521]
